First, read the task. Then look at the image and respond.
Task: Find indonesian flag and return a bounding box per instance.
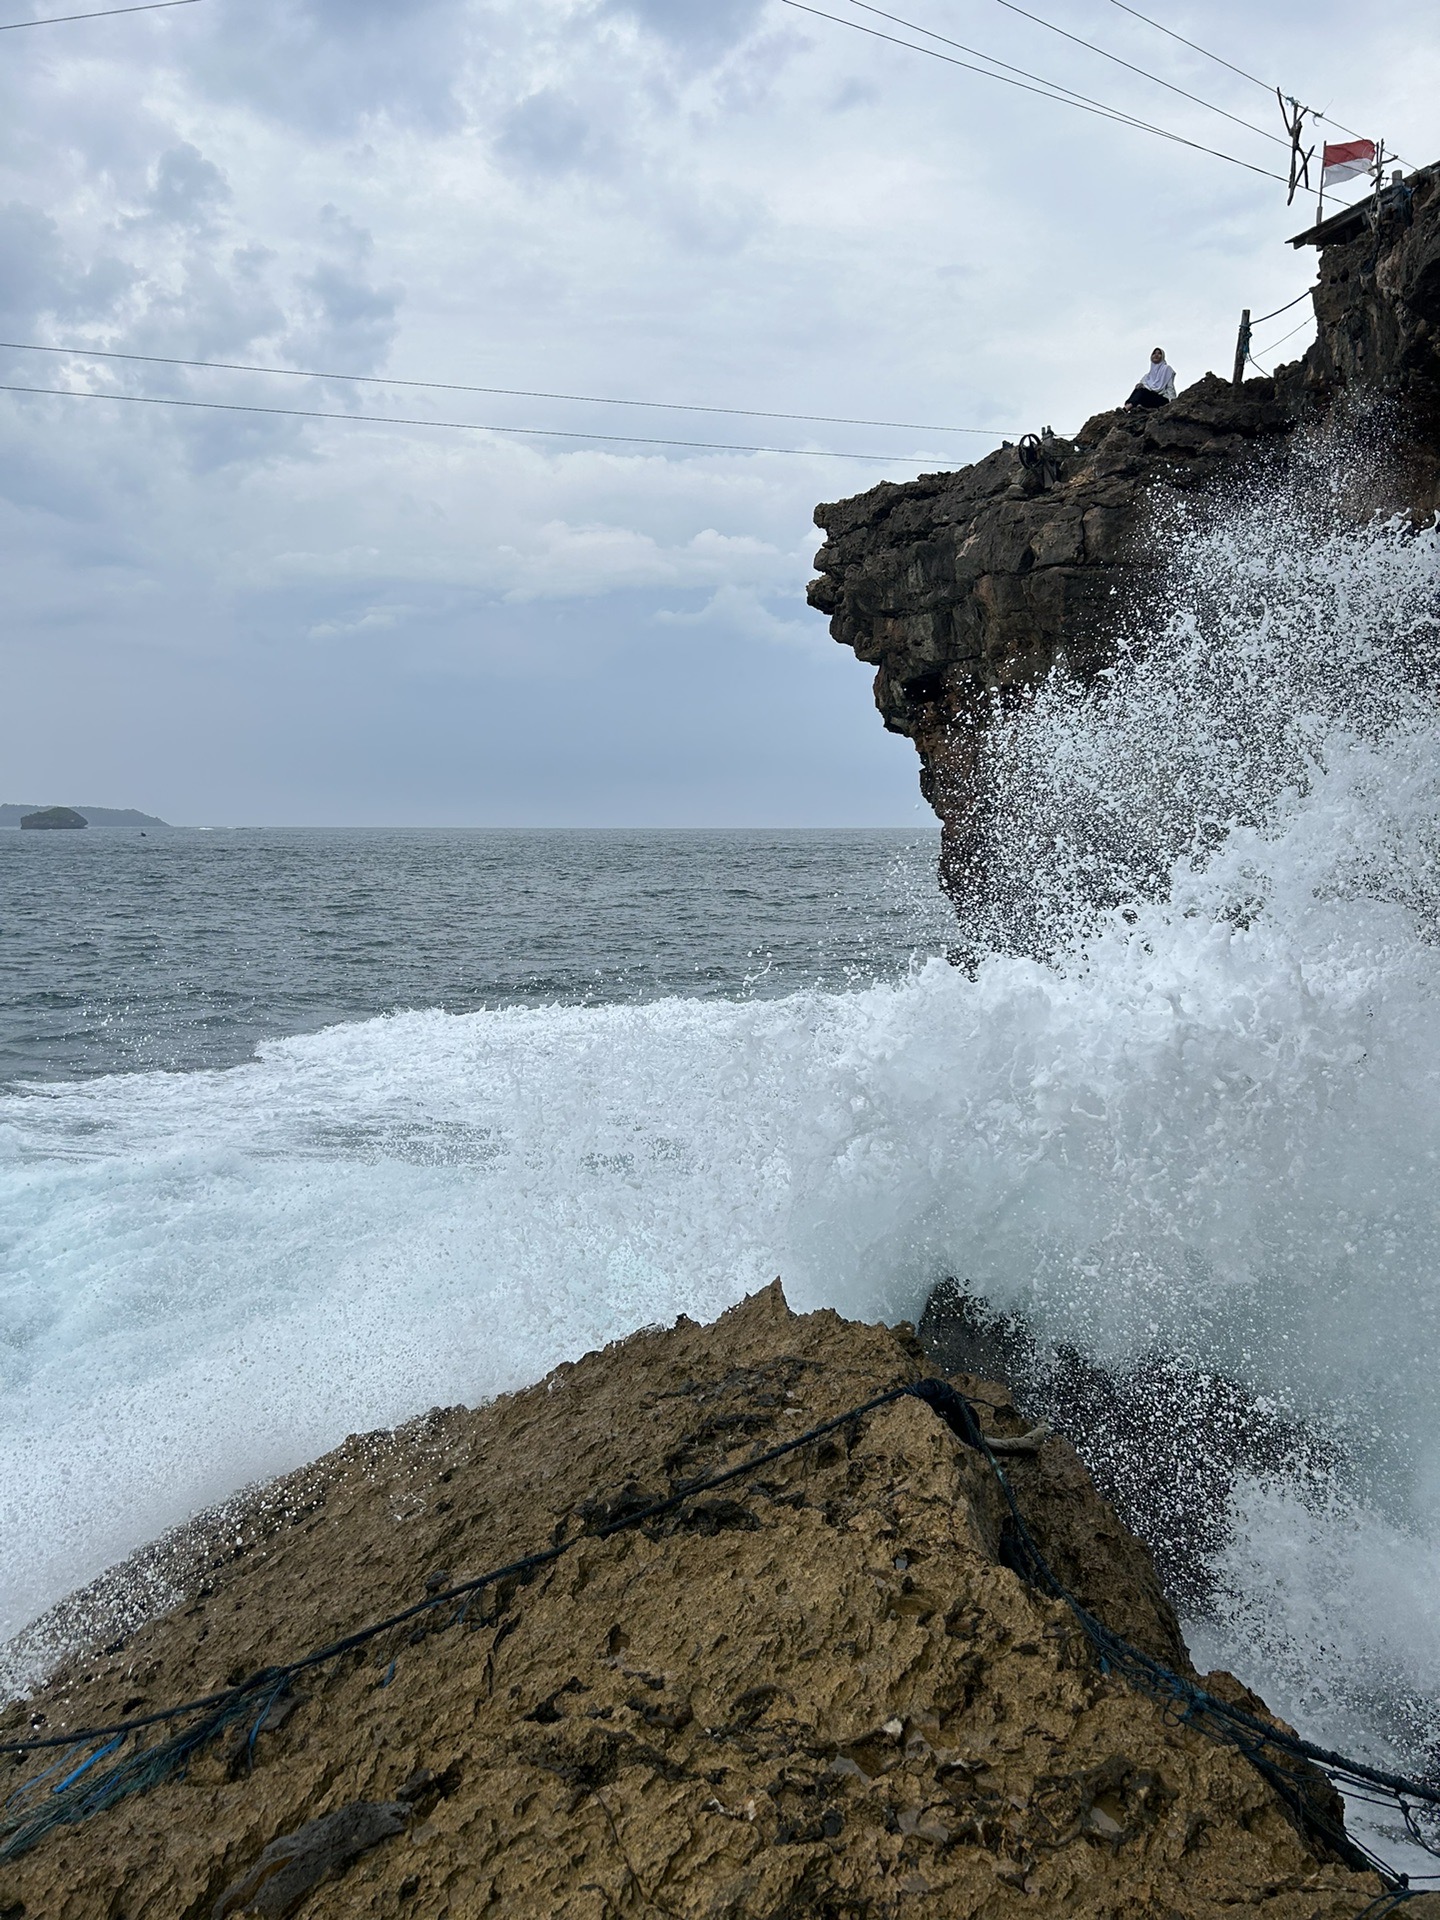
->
[1322,138,1376,186]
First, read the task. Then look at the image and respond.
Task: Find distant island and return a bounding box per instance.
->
[20,807,88,830]
[1,804,172,830]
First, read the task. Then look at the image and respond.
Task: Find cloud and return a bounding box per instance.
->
[0,0,1435,822]
[0,203,133,333]
[654,581,826,653]
[289,251,403,373]
[496,89,616,177]
[141,144,232,231]
[192,0,470,137]
[597,0,768,61]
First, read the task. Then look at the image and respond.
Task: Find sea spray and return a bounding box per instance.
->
[2,438,1439,1823]
[976,425,1440,955]
[960,430,1440,1796]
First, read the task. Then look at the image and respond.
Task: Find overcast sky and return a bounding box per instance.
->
[0,0,1433,826]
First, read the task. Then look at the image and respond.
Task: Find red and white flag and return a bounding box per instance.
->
[1322,138,1376,186]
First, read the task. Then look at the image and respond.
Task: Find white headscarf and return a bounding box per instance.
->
[1142,355,1176,395]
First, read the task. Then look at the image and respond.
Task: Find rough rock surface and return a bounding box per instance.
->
[809,164,1440,901]
[1285,170,1440,506]
[808,379,1290,897]
[0,1286,1410,1919]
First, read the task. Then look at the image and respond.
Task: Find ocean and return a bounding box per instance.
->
[3,447,1439,1873]
[0,827,950,1084]
[0,827,954,1648]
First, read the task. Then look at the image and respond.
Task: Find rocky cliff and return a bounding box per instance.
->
[809,164,1440,903]
[0,1288,1414,1919]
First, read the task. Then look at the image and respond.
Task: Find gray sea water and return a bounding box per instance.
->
[0,827,949,1086]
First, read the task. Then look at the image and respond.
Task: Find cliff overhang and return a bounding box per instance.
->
[810,164,1440,902]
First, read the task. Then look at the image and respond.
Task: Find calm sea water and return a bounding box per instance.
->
[0,828,950,1085]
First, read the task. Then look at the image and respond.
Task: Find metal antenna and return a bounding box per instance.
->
[1276,90,1315,206]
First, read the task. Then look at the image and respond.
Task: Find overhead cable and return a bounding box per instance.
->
[975,0,1288,148]
[780,0,1290,184]
[0,339,1016,437]
[0,381,952,462]
[796,0,1180,137]
[828,0,1238,142]
[1106,0,1272,92]
[1106,0,1406,164]
[0,0,199,30]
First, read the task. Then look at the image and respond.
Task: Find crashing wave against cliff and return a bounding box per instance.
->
[809,165,1440,908]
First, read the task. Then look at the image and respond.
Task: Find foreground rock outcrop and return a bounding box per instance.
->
[810,164,1440,901]
[0,1287,1411,1918]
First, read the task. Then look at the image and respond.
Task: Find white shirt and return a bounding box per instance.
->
[1141,360,1177,400]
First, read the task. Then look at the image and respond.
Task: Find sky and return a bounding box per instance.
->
[0,0,1434,827]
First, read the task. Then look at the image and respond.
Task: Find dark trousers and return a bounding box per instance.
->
[1126,385,1169,409]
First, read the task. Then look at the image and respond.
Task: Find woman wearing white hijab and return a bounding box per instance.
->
[1124,347,1177,410]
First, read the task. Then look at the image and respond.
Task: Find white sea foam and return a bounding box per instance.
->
[2,438,1438,1794]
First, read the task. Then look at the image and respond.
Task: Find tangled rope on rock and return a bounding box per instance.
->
[2,1377,1437,1898]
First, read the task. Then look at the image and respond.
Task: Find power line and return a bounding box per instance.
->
[1106,0,1272,92]
[1106,0,1406,165]
[0,339,1016,437]
[792,0,1173,138]
[0,0,199,30]
[841,0,1225,137]
[0,380,952,462]
[781,0,1290,184]
[976,0,1288,148]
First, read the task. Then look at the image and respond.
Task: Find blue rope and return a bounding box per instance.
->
[2,1375,1436,1888]
[50,1736,124,1796]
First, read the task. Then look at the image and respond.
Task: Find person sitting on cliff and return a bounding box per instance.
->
[1123,348,1177,410]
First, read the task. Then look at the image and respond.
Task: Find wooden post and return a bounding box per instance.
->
[1232,309,1251,389]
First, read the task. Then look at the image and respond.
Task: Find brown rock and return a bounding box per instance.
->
[0,1285,1394,1918]
[811,165,1440,911]
[211,1801,409,1916]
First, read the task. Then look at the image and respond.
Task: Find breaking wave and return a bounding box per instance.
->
[2,434,1439,1817]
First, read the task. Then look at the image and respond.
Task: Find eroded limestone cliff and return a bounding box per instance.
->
[0,1288,1413,1919]
[809,164,1440,901]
